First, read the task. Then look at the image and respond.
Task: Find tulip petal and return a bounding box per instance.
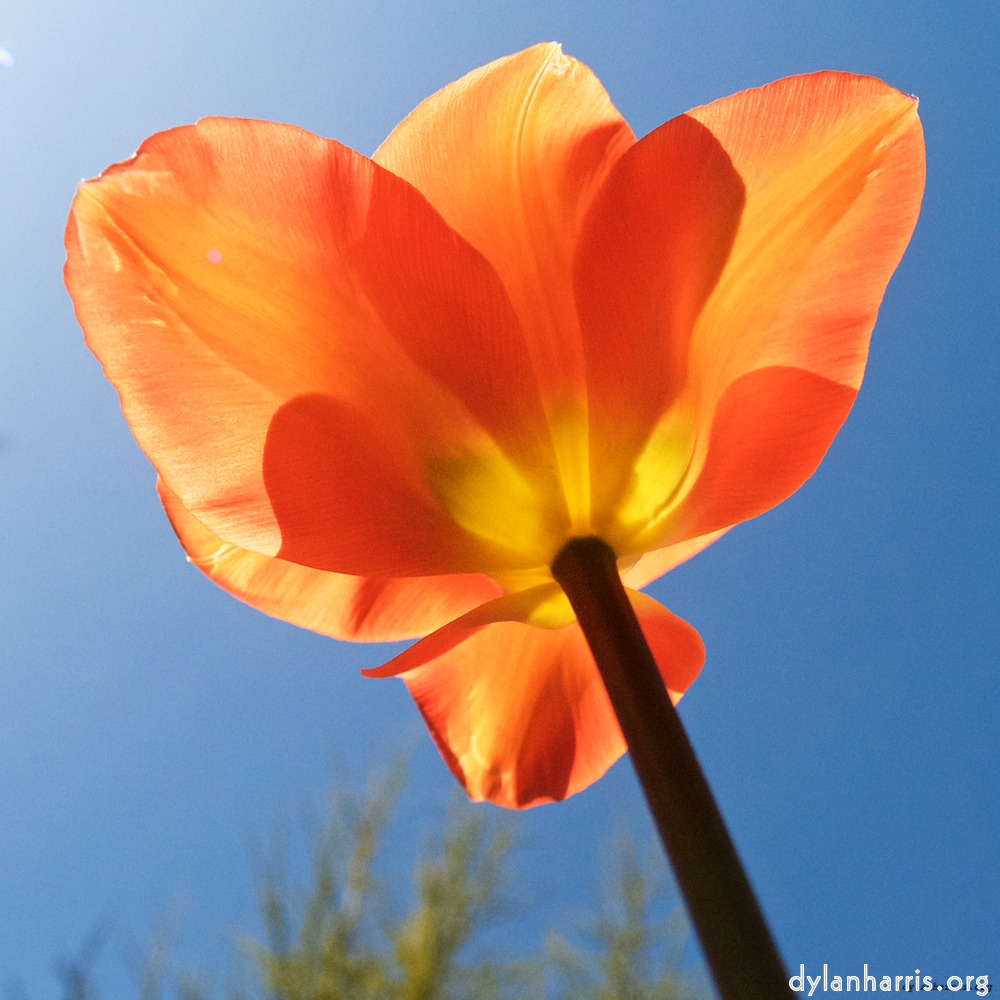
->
[262,391,550,576]
[572,114,745,533]
[686,71,925,397]
[374,43,635,403]
[363,587,703,808]
[159,480,502,641]
[620,528,732,590]
[620,72,924,554]
[66,117,560,576]
[665,367,857,545]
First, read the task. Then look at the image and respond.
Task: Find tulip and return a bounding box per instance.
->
[66,43,923,997]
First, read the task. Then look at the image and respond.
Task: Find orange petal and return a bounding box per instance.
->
[374,43,635,402]
[666,367,857,544]
[686,71,925,398]
[620,528,732,590]
[348,165,552,460]
[572,114,745,531]
[159,480,502,642]
[259,392,529,576]
[363,588,703,808]
[66,117,558,576]
[615,72,923,555]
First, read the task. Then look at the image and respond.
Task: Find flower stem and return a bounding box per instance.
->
[551,536,792,1000]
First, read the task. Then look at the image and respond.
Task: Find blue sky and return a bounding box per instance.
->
[1,0,997,994]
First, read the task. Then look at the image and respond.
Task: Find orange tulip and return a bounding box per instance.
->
[65,44,924,809]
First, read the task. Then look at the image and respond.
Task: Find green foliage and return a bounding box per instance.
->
[545,834,707,1000]
[249,758,534,1000]
[39,763,710,1000]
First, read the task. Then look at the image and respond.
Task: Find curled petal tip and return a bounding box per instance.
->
[365,587,702,808]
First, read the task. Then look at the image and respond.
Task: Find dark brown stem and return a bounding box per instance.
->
[551,536,792,1000]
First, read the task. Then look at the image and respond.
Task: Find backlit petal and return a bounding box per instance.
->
[262,391,562,576]
[665,367,857,544]
[66,117,560,576]
[686,71,925,398]
[374,43,635,406]
[159,480,502,641]
[620,528,732,590]
[363,587,703,808]
[572,114,744,538]
[622,72,924,555]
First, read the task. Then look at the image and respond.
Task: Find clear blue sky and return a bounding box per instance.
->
[1,0,997,994]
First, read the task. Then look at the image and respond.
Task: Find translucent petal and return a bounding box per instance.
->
[159,480,502,641]
[572,114,744,541]
[364,588,703,808]
[66,117,559,575]
[375,43,635,402]
[686,71,925,399]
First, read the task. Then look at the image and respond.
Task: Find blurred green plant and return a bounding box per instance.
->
[40,761,709,1000]
[249,757,535,1000]
[546,833,708,1000]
